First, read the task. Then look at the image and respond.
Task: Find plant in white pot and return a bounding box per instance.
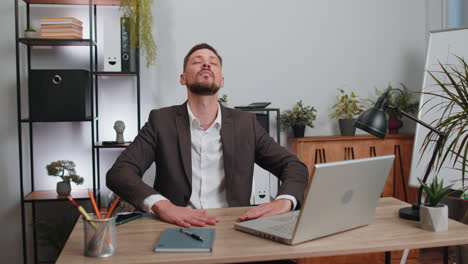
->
[418,176,453,232]
[330,89,364,136]
[46,160,84,196]
[24,28,38,38]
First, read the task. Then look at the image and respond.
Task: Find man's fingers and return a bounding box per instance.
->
[192,209,207,215]
[186,217,206,227]
[175,219,191,228]
[239,206,269,221]
[195,215,219,225]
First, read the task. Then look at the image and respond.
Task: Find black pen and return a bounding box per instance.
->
[179,228,204,241]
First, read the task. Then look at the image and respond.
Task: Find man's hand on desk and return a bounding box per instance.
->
[238,198,292,221]
[151,200,220,228]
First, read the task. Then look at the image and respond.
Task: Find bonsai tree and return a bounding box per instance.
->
[280,100,317,137]
[46,160,84,185]
[422,55,468,197]
[418,176,453,207]
[330,89,364,136]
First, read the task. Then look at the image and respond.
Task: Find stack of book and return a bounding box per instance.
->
[40,17,83,39]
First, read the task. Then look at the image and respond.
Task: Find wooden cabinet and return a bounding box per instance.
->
[289,134,418,203]
[290,134,419,264]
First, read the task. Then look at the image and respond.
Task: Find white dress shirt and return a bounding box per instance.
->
[142,103,296,213]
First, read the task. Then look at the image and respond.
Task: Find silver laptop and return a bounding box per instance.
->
[234,155,395,245]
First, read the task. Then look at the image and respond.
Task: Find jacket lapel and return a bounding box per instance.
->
[220,105,235,195]
[176,103,192,185]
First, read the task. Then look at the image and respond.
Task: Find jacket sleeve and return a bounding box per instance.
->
[252,115,309,209]
[106,110,160,209]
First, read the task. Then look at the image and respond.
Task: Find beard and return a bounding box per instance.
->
[187,82,221,96]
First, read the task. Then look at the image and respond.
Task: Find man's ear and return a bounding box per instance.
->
[220,76,224,88]
[180,74,186,85]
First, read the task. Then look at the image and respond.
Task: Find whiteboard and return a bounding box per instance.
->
[409,27,468,189]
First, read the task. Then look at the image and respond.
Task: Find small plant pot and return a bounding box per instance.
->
[338,119,356,136]
[292,125,305,138]
[388,117,403,134]
[420,203,448,232]
[24,31,38,38]
[56,181,71,196]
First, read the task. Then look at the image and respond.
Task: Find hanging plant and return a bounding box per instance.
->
[120,0,157,68]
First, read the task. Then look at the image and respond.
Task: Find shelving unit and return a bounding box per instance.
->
[14,0,140,262]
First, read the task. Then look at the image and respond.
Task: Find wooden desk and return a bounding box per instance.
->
[57,198,468,264]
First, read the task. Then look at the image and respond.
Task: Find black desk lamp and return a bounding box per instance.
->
[353,89,446,221]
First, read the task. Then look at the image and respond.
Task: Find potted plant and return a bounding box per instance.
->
[24,28,37,38]
[418,176,453,231]
[330,89,364,136]
[280,100,317,138]
[218,94,228,107]
[369,83,419,134]
[46,160,84,196]
[120,0,157,67]
[422,55,468,261]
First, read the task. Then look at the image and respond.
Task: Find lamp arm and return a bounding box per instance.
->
[386,104,447,205]
[386,105,445,136]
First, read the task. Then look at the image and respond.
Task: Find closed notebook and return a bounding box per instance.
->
[154,228,215,252]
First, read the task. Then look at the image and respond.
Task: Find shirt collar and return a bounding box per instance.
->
[187,102,222,131]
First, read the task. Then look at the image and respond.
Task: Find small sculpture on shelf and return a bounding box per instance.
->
[114,120,126,144]
[46,160,84,196]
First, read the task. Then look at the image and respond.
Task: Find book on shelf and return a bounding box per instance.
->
[40,21,83,27]
[40,17,83,25]
[41,24,83,30]
[41,28,83,34]
[40,33,83,39]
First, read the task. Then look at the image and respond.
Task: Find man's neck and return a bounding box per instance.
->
[187,95,219,130]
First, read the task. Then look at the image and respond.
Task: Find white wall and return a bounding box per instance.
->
[0,0,451,262]
[153,0,428,140]
[0,0,23,262]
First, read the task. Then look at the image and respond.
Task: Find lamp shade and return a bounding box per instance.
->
[353,107,388,139]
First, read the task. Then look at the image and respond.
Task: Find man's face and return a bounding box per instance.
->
[180,48,224,95]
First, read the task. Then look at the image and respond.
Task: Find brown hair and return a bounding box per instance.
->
[183,43,223,71]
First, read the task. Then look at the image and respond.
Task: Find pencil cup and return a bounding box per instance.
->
[83,214,117,257]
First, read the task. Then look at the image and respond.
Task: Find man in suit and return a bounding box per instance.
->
[107,43,308,228]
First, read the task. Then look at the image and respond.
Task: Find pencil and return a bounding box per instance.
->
[88,189,101,219]
[67,196,97,229]
[105,197,120,219]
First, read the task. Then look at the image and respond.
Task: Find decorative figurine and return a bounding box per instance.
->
[114,120,125,144]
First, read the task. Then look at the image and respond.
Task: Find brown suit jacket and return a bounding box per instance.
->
[106,103,308,210]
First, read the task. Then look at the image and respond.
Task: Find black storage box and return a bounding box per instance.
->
[29,70,91,121]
